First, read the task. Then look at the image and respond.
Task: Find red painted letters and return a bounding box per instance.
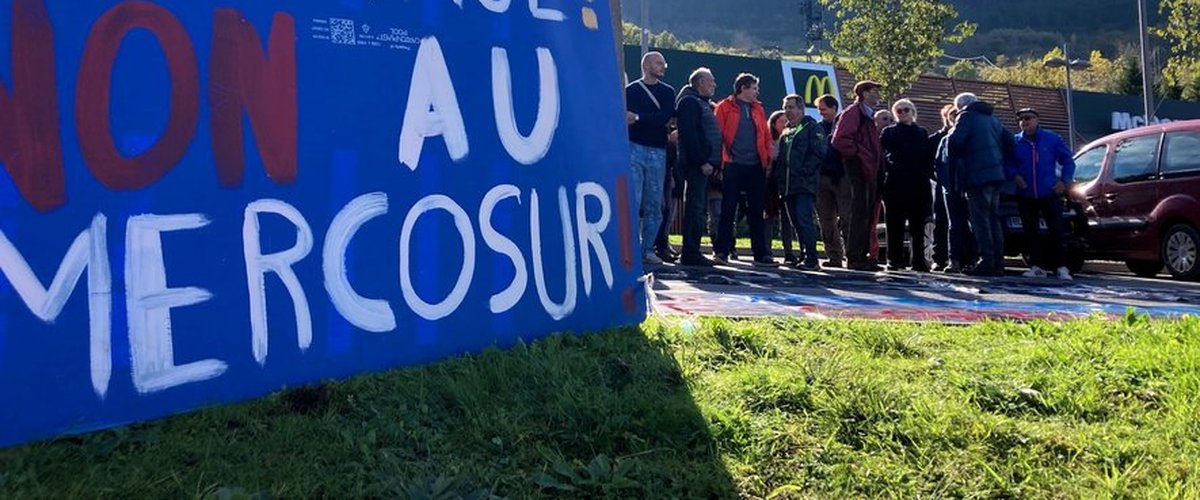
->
[209,10,297,188]
[75,0,199,191]
[3,1,299,211]
[0,0,65,212]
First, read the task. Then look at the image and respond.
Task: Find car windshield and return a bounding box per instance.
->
[1073,146,1106,183]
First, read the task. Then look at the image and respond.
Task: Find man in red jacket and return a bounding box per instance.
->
[831,80,884,271]
[713,73,775,266]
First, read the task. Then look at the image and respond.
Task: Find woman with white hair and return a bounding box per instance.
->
[880,99,934,271]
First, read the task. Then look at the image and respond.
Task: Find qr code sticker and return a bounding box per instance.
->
[329,18,356,45]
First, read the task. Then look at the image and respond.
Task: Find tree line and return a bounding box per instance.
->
[622,0,1200,101]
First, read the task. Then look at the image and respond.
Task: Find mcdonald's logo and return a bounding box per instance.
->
[804,74,836,105]
[782,62,840,119]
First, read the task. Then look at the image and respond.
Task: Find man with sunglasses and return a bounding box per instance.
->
[1006,108,1077,280]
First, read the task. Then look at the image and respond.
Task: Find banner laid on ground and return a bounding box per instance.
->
[0,0,642,447]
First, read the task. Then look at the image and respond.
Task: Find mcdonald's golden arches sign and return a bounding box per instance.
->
[781,61,842,120]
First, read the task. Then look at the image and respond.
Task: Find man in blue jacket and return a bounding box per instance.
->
[1006,108,1076,280]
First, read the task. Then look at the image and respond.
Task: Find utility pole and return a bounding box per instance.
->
[1136,0,1155,125]
[1045,45,1092,151]
[1063,44,1077,152]
[611,0,625,93]
[803,0,823,52]
[640,0,649,56]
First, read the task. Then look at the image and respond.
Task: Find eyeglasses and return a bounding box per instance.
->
[896,108,913,115]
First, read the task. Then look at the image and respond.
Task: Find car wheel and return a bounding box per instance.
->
[1125,259,1163,278]
[1162,224,1200,280]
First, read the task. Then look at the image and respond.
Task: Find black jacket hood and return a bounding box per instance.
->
[965,101,995,116]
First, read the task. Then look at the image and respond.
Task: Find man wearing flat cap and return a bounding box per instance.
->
[831,80,885,271]
[1006,107,1076,280]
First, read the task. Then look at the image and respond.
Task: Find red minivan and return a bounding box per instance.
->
[1073,119,1200,280]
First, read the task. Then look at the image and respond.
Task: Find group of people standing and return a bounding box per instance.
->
[627,52,1078,279]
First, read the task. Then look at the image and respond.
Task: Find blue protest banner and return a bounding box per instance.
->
[0,0,643,447]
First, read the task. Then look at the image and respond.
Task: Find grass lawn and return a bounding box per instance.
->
[2,315,1199,497]
[666,234,825,253]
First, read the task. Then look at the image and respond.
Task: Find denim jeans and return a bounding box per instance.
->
[785,193,820,265]
[629,143,666,256]
[966,183,1004,272]
[943,187,976,266]
[932,181,949,265]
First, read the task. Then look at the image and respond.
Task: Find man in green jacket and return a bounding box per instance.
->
[774,94,827,270]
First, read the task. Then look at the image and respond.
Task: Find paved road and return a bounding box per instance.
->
[648,258,1200,322]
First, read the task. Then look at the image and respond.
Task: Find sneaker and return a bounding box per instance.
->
[796,261,822,271]
[1022,266,1047,278]
[679,255,715,267]
[642,253,664,265]
[753,256,777,266]
[712,253,729,265]
[1057,267,1074,281]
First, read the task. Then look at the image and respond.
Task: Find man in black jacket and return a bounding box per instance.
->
[948,92,1017,276]
[674,68,721,266]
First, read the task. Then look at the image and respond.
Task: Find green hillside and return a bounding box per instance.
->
[619,0,1161,60]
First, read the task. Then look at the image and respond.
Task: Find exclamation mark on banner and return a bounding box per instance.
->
[581,0,599,30]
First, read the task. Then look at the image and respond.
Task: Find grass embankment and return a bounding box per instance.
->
[3,315,1199,498]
